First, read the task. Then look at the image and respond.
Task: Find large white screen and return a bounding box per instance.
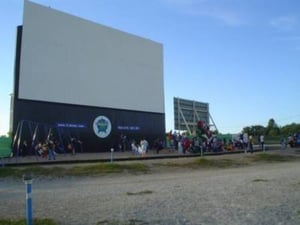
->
[19,0,164,113]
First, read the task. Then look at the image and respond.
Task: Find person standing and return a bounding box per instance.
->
[249,135,254,153]
[260,135,265,151]
[21,140,28,157]
[70,138,77,155]
[140,138,148,153]
[155,138,163,154]
[121,134,127,152]
[183,138,191,154]
[280,138,286,149]
[131,140,138,155]
[48,140,56,160]
[178,139,183,154]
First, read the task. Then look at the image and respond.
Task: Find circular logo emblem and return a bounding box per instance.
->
[93,116,112,138]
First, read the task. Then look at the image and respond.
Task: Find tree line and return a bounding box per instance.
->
[242,118,300,137]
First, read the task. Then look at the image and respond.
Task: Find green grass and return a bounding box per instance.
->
[0,166,67,178]
[250,153,295,162]
[154,157,249,169]
[69,163,149,176]
[154,153,297,170]
[0,153,297,179]
[0,218,57,225]
[0,163,149,178]
[195,158,247,168]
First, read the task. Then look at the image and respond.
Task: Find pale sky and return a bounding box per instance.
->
[1,0,300,136]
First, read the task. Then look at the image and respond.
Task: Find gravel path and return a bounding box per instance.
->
[1,155,300,225]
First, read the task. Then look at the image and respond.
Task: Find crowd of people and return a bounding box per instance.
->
[17,133,164,159]
[287,132,300,148]
[118,134,164,156]
[17,135,82,160]
[14,131,296,160]
[165,131,268,154]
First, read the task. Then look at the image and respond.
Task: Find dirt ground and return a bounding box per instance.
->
[1,150,300,225]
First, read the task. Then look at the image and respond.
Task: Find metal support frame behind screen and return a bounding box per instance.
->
[174,97,217,134]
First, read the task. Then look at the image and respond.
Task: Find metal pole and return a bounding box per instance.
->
[23,173,33,225]
[110,148,114,163]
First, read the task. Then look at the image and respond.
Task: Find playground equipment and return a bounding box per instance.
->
[193,120,221,153]
[12,120,83,160]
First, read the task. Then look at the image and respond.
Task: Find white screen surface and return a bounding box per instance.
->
[19,1,164,113]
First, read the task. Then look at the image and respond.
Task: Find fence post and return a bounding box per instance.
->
[23,173,33,225]
[110,148,114,163]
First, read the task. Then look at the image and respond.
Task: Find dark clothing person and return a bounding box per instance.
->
[21,140,28,157]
